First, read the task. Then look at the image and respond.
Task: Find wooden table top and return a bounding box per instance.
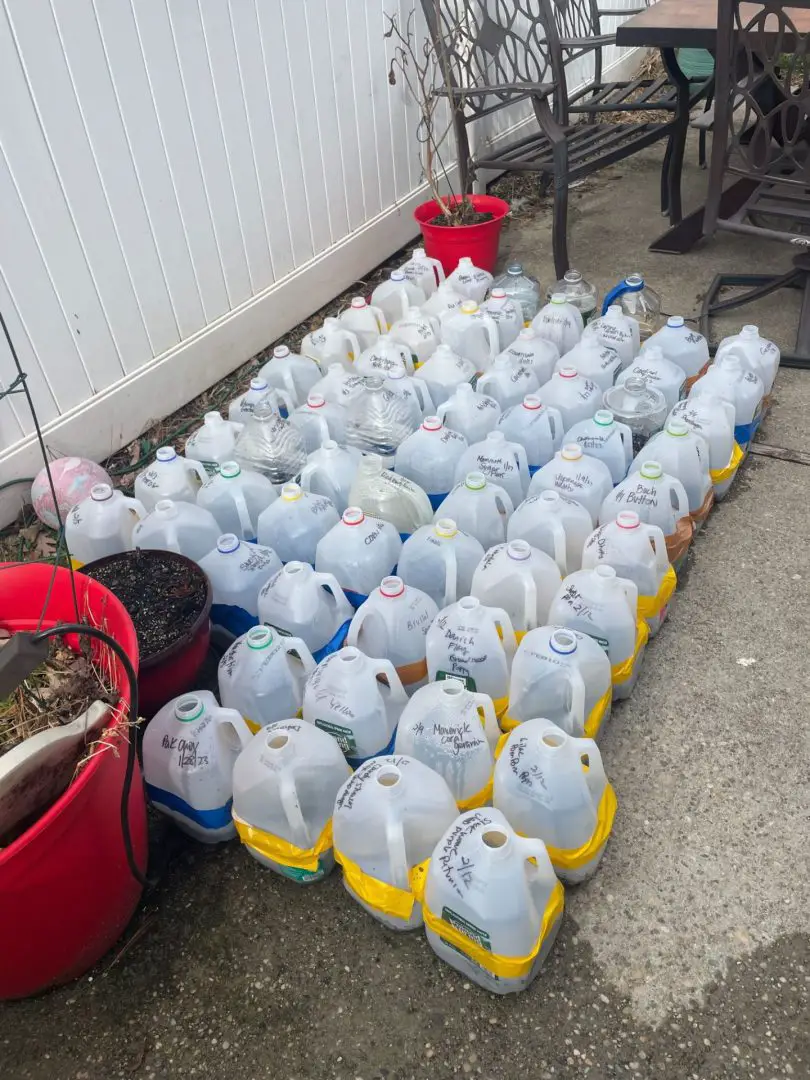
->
[616,0,810,50]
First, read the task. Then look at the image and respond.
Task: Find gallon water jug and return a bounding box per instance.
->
[436,382,502,444]
[258,345,322,408]
[484,289,523,349]
[476,356,539,411]
[142,690,252,843]
[383,363,434,428]
[616,345,686,411]
[397,518,485,609]
[65,484,145,567]
[642,315,709,388]
[339,296,387,352]
[257,561,354,658]
[504,626,612,739]
[531,294,584,355]
[389,307,441,367]
[583,304,638,368]
[394,417,468,509]
[310,363,366,408]
[601,273,661,343]
[556,337,622,392]
[528,444,613,526]
[300,440,360,513]
[231,719,350,882]
[135,448,208,512]
[435,473,513,552]
[581,511,675,636]
[332,755,458,930]
[426,596,516,712]
[630,419,713,527]
[497,396,563,475]
[494,719,616,884]
[315,507,402,608]
[355,334,413,378]
[669,394,741,499]
[454,430,530,508]
[691,355,764,451]
[372,271,426,329]
[395,680,501,808]
[347,576,438,694]
[715,324,780,394]
[420,279,466,321]
[196,461,277,542]
[413,343,476,408]
[233,402,307,484]
[345,375,418,464]
[440,301,500,371]
[498,327,560,385]
[537,367,601,429]
[471,540,562,639]
[218,625,316,733]
[563,410,633,484]
[256,482,339,564]
[290,393,347,452]
[547,269,598,324]
[493,262,542,322]
[199,535,282,637]
[447,255,493,303]
[602,376,668,455]
[399,247,445,296]
[229,377,295,422]
[422,806,564,994]
[599,461,694,570]
[507,489,593,575]
[301,317,360,371]
[185,412,243,476]
[132,498,221,563]
[349,455,433,538]
[548,566,647,701]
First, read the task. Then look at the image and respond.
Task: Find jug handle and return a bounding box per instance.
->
[512,443,530,491]
[574,736,605,806]
[645,523,670,574]
[516,834,551,882]
[300,461,339,507]
[547,405,565,451]
[337,327,360,363]
[413,379,434,415]
[275,387,297,417]
[480,313,501,362]
[279,769,311,850]
[517,571,538,633]
[618,577,639,619]
[231,488,254,541]
[213,709,252,778]
[385,813,411,894]
[281,369,299,406]
[616,421,634,468]
[669,477,691,520]
[346,605,387,655]
[435,399,450,425]
[566,667,587,735]
[476,371,495,397]
[315,572,349,612]
[123,496,147,523]
[494,487,515,523]
[471,692,500,747]
[309,414,332,450]
[544,511,569,575]
[395,339,415,375]
[427,255,445,286]
[439,540,459,609]
[423,312,441,338]
[372,658,408,705]
[281,636,317,681]
[490,606,517,656]
[601,277,643,317]
[184,458,210,487]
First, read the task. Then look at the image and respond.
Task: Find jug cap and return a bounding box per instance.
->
[273,345,291,359]
[616,510,641,530]
[380,576,405,598]
[640,460,664,479]
[490,288,507,300]
[465,472,487,491]
[174,696,205,723]
[593,409,614,427]
[434,517,458,538]
[246,626,274,650]
[665,419,689,437]
[558,366,578,379]
[306,393,326,409]
[550,292,567,304]
[249,377,269,390]
[350,297,367,309]
[220,462,241,479]
[91,483,113,501]
[281,482,303,501]
[155,499,179,517]
[390,270,406,282]
[460,300,479,314]
[342,507,366,525]
[507,540,531,562]
[217,534,240,554]
[156,447,177,462]
[666,315,685,328]
[522,395,542,410]
[422,416,443,432]
[560,443,583,461]
[550,628,578,655]
[564,269,583,284]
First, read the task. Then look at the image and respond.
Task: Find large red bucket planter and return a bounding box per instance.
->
[0,563,146,999]
[413,194,510,276]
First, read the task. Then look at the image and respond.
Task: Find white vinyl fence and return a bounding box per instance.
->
[0,0,639,525]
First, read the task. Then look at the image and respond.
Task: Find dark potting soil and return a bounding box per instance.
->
[428,210,494,227]
[82,551,208,661]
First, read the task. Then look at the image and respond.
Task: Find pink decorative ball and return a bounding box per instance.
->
[31,457,113,529]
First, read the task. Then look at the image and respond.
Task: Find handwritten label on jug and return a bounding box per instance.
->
[437,811,489,897]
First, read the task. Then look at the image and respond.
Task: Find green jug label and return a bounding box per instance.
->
[436,671,477,692]
[441,906,492,952]
[201,460,220,477]
[278,862,327,884]
[314,718,357,755]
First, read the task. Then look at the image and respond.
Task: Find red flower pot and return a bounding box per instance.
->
[413,194,510,276]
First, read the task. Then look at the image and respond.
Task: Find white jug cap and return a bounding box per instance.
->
[156,447,177,462]
[465,472,487,490]
[549,628,578,655]
[174,696,205,723]
[91,483,113,501]
[342,507,365,525]
[460,300,479,314]
[350,297,367,308]
[665,419,690,437]
[390,270,406,281]
[306,393,326,409]
[593,409,614,427]
[558,366,578,379]
[434,517,458,537]
[247,626,274,650]
[522,395,542,410]
[217,534,240,554]
[380,576,405,598]
[250,377,268,390]
[490,288,507,300]
[273,345,291,358]
[616,510,641,530]
[422,416,443,431]
[561,443,583,461]
[667,315,685,328]
[220,462,241,478]
[281,482,303,501]
[155,499,178,517]
[640,460,663,479]
[507,540,531,561]
[550,293,567,304]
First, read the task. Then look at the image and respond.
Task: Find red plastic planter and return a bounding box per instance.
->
[0,563,146,999]
[413,194,510,276]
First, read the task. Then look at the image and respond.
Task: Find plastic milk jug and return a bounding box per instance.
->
[493,262,542,322]
[630,419,713,525]
[185,412,243,476]
[301,317,360,371]
[291,393,347,452]
[670,394,740,499]
[134,448,208,512]
[345,376,419,464]
[347,576,438,694]
[642,315,709,387]
[563,410,633,484]
[426,596,516,711]
[454,430,530,507]
[383,363,434,428]
[197,461,276,542]
[420,280,466,321]
[315,508,402,608]
[440,301,500,371]
[422,806,564,994]
[547,269,598,324]
[332,755,458,930]
[257,561,354,658]
[397,519,485,609]
[413,343,476,408]
[232,402,307,485]
[532,294,584,355]
[505,626,612,739]
[258,345,321,408]
[507,490,593,575]
[715,324,779,394]
[471,540,562,638]
[600,273,660,343]
[389,307,441,367]
[476,356,539,411]
[437,383,502,444]
[395,418,468,509]
[435,473,513,552]
[229,377,295,422]
[691,355,764,451]
[537,367,601,429]
[65,484,145,567]
[132,498,221,564]
[142,690,252,843]
[528,444,613,526]
[494,719,616,883]
[349,455,433,537]
[395,680,501,808]
[499,327,560,384]
[372,270,426,328]
[484,289,523,349]
[399,247,445,296]
[355,334,414,378]
[583,305,638,368]
[339,296,387,352]
[447,256,494,303]
[256,482,339,564]
[231,719,350,882]
[617,345,686,411]
[600,461,694,570]
[497,396,563,475]
[218,625,316,734]
[298,441,359,514]
[199,535,282,637]
[310,364,365,407]
[556,337,622,392]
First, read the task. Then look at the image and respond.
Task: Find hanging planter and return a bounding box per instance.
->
[414,194,511,276]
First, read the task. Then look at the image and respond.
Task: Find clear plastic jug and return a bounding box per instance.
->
[435,473,513,552]
[383,363,434,428]
[556,337,622,392]
[546,269,598,324]
[185,412,244,476]
[347,576,438,694]
[616,345,686,411]
[439,301,500,372]
[601,273,661,343]
[198,534,281,637]
[630,419,713,525]
[426,596,516,708]
[669,393,740,499]
[229,377,295,422]
[531,294,584,355]
[691,355,764,451]
[65,483,145,567]
[290,393,347,452]
[493,262,542,322]
[258,345,322,408]
[339,296,386,352]
[310,363,365,408]
[642,315,709,387]
[218,625,316,733]
[135,448,208,512]
[142,690,252,843]
[355,334,414,378]
[299,440,360,513]
[257,561,354,657]
[497,395,563,474]
[315,507,402,607]
[372,270,426,329]
[446,256,494,303]
[349,455,433,537]
[196,461,277,542]
[420,279,466,321]
[602,376,668,456]
[231,719,350,882]
[471,540,562,637]
[583,304,638,368]
[563,409,633,485]
[436,382,502,444]
[476,356,539,411]
[454,430,530,508]
[715,324,779,394]
[399,247,445,296]
[256,481,340,564]
[507,489,593,575]
[345,376,419,464]
[233,401,307,485]
[537,367,601,430]
[413,343,476,408]
[498,327,560,385]
[599,461,694,570]
[397,518,485,609]
[301,317,360,372]
[389,307,441,367]
[394,417,469,508]
[132,497,221,564]
[527,443,614,527]
[484,289,523,349]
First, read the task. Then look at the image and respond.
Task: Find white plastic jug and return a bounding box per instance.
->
[399,247,445,296]
[185,412,243,476]
[497,395,563,474]
[397,518,485,609]
[556,337,622,393]
[498,327,560,385]
[218,625,316,733]
[65,484,145,567]
[642,315,709,387]
[471,540,562,638]
[420,279,466,321]
[347,576,438,694]
[715,324,779,394]
[231,719,350,882]
[617,345,686,411]
[301,317,360,371]
[383,363,434,428]
[599,460,694,570]
[691,355,764,451]
[446,256,493,303]
[196,461,277,542]
[132,498,221,564]
[582,304,638,368]
[630,419,713,525]
[669,393,740,499]
[300,440,360,514]
[256,481,340,564]
[436,382,502,444]
[562,410,633,485]
[355,334,414,378]
[332,755,458,930]
[339,296,387,352]
[494,719,616,883]
[290,393,347,452]
[454,430,530,508]
[476,356,539,411]
[232,402,308,485]
[258,345,322,408]
[257,561,354,657]
[426,596,516,709]
[372,270,426,329]
[229,377,295,422]
[134,448,208,512]
[537,367,602,429]
[142,690,252,842]
[198,534,282,637]
[394,417,469,509]
[435,473,513,552]
[422,806,563,994]
[484,288,523,349]
[528,443,614,526]
[349,455,433,537]
[507,489,593,575]
[531,294,584,355]
[413,343,477,408]
[315,507,403,607]
[389,307,441,367]
[505,626,612,739]
[395,680,501,807]
[440,301,500,372]
[310,363,366,407]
